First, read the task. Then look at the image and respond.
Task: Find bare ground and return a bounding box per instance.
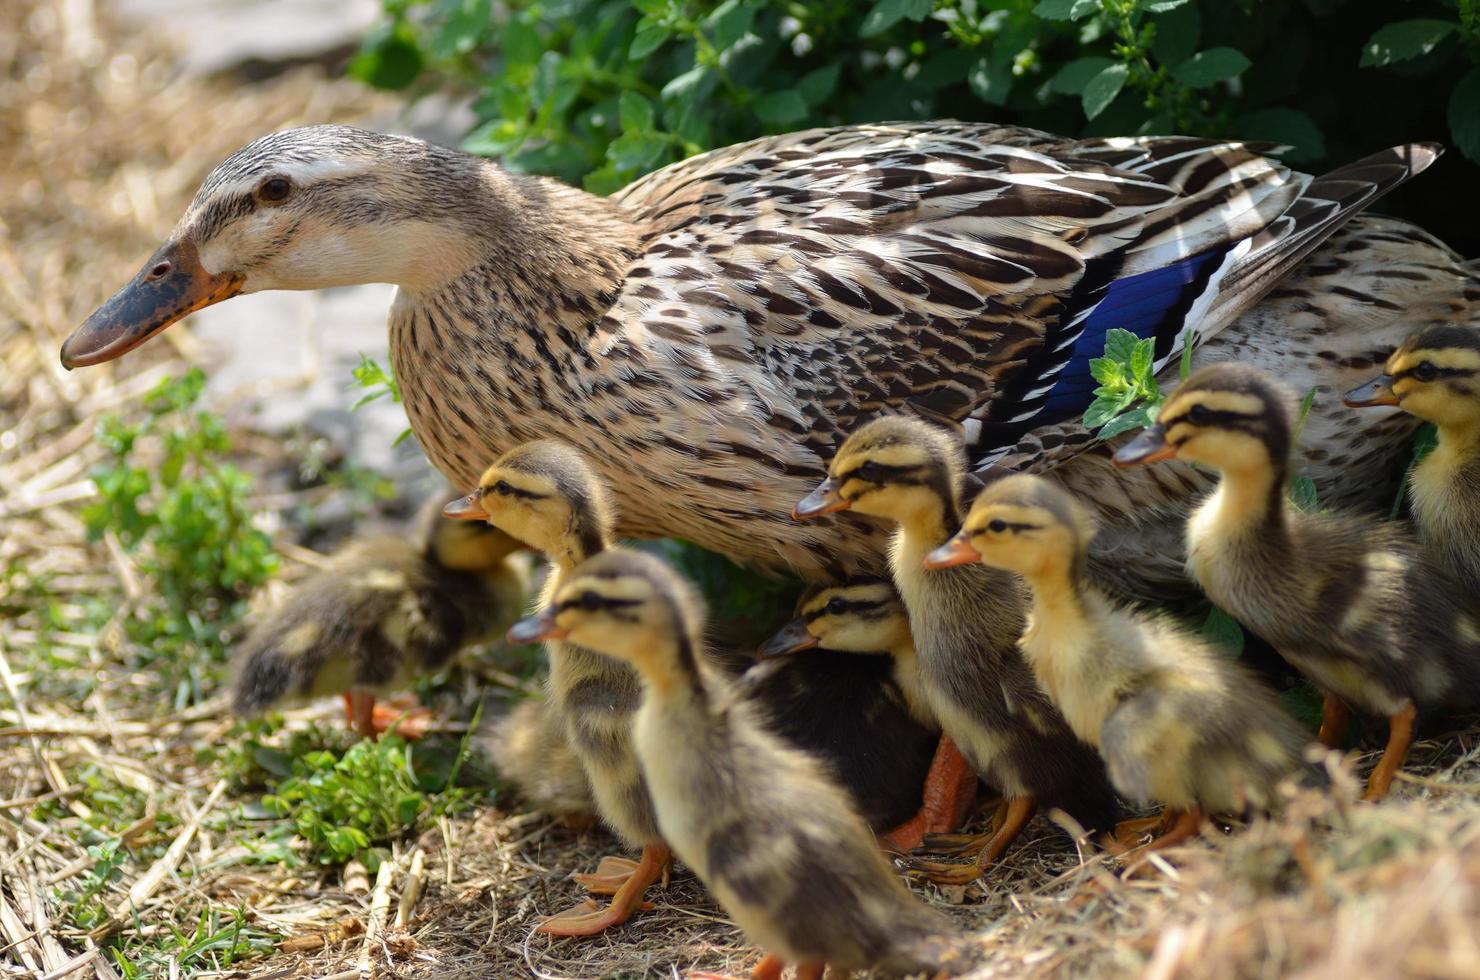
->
[2,3,1479,978]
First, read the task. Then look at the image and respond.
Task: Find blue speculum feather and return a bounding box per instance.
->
[1037,248,1230,423]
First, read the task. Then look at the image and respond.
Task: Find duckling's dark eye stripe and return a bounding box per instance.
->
[841,462,918,483]
[971,521,1041,533]
[803,598,884,621]
[1394,365,1476,380]
[556,596,643,612]
[1164,407,1256,429]
[478,483,547,501]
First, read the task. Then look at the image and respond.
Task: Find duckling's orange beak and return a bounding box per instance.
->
[1112,424,1175,466]
[757,618,820,659]
[442,492,489,521]
[60,238,243,369]
[508,607,566,643]
[792,478,848,519]
[924,534,980,569]
[1343,375,1399,408]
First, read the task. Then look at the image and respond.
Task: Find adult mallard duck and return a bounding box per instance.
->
[1114,364,1480,800]
[62,122,1437,585]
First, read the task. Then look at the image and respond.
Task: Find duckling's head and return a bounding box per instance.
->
[62,126,497,368]
[1114,364,1294,478]
[1344,324,1480,432]
[443,440,613,565]
[508,549,704,674]
[757,578,911,660]
[423,509,524,574]
[926,474,1094,584]
[794,416,965,528]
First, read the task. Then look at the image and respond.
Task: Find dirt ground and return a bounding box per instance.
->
[2,3,1479,978]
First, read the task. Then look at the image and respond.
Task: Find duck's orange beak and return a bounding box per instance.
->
[1343,375,1399,408]
[442,492,488,521]
[508,607,566,643]
[1113,424,1175,467]
[60,238,243,369]
[792,478,848,519]
[756,618,820,659]
[924,534,980,569]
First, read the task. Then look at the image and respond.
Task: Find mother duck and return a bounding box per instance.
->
[62,122,1438,584]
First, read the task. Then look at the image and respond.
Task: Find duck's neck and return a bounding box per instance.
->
[636,631,711,705]
[1022,566,1089,641]
[1201,458,1287,538]
[549,530,612,579]
[897,495,960,551]
[1436,420,1480,468]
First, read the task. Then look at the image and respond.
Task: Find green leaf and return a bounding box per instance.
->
[430,0,492,60]
[860,0,933,38]
[1288,474,1319,511]
[1082,63,1129,120]
[754,90,809,126]
[1235,108,1326,163]
[706,0,755,50]
[1449,67,1480,165]
[1099,409,1152,440]
[1150,1,1200,67]
[1359,19,1456,68]
[1130,338,1153,384]
[1142,0,1192,11]
[1173,47,1251,88]
[1083,394,1127,430]
[502,18,541,68]
[629,22,671,60]
[797,64,842,106]
[1089,356,1125,387]
[618,91,655,132]
[968,54,1014,106]
[1034,0,1098,21]
[607,130,669,171]
[661,65,710,102]
[1201,607,1244,655]
[1049,56,1115,96]
[348,23,424,90]
[1103,328,1140,366]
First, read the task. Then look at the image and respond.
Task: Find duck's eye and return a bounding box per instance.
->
[256,177,292,204]
[494,480,513,496]
[578,591,603,612]
[825,598,848,616]
[856,461,886,483]
[1186,404,1213,425]
[987,519,1008,533]
[1414,361,1439,382]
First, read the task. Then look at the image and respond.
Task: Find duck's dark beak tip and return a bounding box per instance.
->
[924,535,980,569]
[1342,376,1399,408]
[756,618,819,660]
[1112,425,1173,467]
[507,609,564,644]
[791,480,848,520]
[60,238,242,370]
[442,493,488,520]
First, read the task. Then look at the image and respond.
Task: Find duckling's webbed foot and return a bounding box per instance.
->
[688,951,788,980]
[370,693,434,739]
[904,796,1036,885]
[1362,701,1417,802]
[1118,807,1206,877]
[912,794,1008,856]
[537,842,671,937]
[1111,810,1176,848]
[885,736,978,852]
[571,855,642,895]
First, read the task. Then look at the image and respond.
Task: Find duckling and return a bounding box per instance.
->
[509,549,962,980]
[927,473,1318,851]
[794,417,1120,883]
[443,440,670,936]
[1115,364,1480,800]
[484,697,595,827]
[1345,321,1480,593]
[756,579,976,852]
[230,499,531,738]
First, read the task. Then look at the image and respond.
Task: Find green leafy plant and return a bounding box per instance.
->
[81,370,277,702]
[1360,2,1480,162]
[349,353,413,447]
[1084,328,1166,439]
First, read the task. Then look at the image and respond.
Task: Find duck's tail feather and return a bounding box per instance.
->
[229,634,317,716]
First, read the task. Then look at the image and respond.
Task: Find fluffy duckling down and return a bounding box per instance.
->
[510,548,964,980]
[795,415,1119,884]
[230,500,530,738]
[756,579,976,852]
[1116,363,1480,800]
[1346,321,1480,594]
[929,473,1320,850]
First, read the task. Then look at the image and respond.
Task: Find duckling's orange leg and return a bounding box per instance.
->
[572,855,643,895]
[881,735,977,853]
[345,690,378,740]
[1112,808,1176,847]
[688,952,785,980]
[1120,807,1205,876]
[1362,701,1417,802]
[369,693,434,739]
[537,842,671,936]
[1318,694,1352,749]
[904,796,1035,886]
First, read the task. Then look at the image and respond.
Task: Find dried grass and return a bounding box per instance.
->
[1,2,1479,978]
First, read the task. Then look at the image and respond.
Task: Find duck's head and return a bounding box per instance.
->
[757,577,911,660]
[61,125,494,369]
[793,416,965,528]
[507,549,704,675]
[1344,323,1480,432]
[443,440,613,565]
[1113,364,1294,478]
[925,474,1094,584]
[422,507,524,574]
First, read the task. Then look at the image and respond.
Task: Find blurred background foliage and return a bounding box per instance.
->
[352,0,1480,254]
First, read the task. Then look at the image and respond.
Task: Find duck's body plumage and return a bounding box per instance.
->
[70,123,1440,587]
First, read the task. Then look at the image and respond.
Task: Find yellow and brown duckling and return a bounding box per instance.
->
[1345,321,1480,594]
[756,579,976,853]
[1116,363,1480,800]
[794,416,1120,883]
[230,499,530,738]
[929,474,1320,853]
[510,548,962,980]
[484,697,596,828]
[444,440,670,936]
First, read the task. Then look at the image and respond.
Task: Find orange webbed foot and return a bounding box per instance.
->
[572,855,642,895]
[538,843,670,937]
